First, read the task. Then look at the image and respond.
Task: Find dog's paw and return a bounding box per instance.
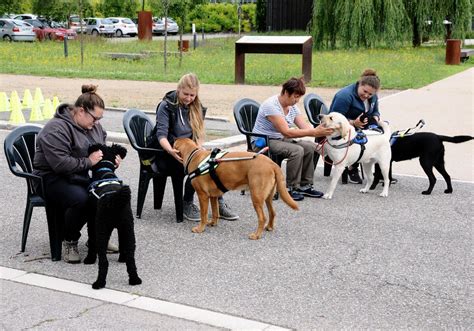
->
[249,232,261,240]
[129,276,142,286]
[118,255,126,263]
[322,194,331,200]
[83,255,96,265]
[265,225,273,232]
[444,188,453,194]
[359,188,368,194]
[192,226,205,233]
[92,280,106,290]
[379,192,388,197]
[421,190,431,195]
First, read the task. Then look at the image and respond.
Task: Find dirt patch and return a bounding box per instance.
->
[0,74,401,121]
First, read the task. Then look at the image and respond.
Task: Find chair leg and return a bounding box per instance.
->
[153,176,167,210]
[21,202,34,252]
[323,156,333,177]
[45,205,63,261]
[170,175,184,223]
[136,171,151,219]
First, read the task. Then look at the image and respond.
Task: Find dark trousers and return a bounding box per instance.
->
[42,175,95,242]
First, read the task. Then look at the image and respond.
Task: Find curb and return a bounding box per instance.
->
[106,107,230,123]
[0,120,246,149]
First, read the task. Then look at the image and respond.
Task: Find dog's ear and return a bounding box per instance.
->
[111,144,127,159]
[88,144,103,154]
[339,119,350,140]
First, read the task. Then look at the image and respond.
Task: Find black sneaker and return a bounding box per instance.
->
[296,186,324,198]
[288,189,304,201]
[348,168,362,184]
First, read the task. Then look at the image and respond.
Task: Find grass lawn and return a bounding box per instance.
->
[0,36,472,89]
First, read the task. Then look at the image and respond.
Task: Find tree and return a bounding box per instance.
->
[0,0,24,15]
[311,0,473,49]
[97,0,138,18]
[255,0,266,32]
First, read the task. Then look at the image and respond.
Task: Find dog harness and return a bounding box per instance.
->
[88,178,123,200]
[326,130,367,165]
[185,147,270,194]
[185,148,230,193]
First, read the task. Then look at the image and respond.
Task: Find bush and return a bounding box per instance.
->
[186,3,256,33]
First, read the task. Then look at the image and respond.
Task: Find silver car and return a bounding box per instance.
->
[85,18,115,37]
[0,19,36,42]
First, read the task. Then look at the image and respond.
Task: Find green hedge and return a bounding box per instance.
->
[186,3,256,33]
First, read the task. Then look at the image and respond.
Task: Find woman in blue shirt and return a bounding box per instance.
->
[329,69,383,183]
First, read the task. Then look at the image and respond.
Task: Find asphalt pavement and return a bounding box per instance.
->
[1,69,473,329]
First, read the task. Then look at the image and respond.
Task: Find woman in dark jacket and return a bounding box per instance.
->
[154,73,238,222]
[34,85,117,263]
[329,69,383,184]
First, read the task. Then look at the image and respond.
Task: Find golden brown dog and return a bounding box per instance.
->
[174,138,298,240]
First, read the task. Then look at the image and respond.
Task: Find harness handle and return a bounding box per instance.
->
[215,147,269,163]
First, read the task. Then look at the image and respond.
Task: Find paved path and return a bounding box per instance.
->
[0,69,473,329]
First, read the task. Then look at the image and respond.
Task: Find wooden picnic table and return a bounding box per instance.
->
[235,36,313,84]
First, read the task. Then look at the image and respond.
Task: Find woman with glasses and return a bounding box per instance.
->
[34,85,119,264]
[329,68,384,184]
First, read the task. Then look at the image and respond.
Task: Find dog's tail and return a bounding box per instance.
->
[273,164,299,210]
[438,135,473,144]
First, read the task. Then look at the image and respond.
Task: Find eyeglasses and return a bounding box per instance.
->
[84,108,103,122]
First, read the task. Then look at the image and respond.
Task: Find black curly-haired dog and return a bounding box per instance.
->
[83,143,142,290]
[370,133,473,195]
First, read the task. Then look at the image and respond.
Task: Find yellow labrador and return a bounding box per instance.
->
[174,138,299,239]
[318,112,392,199]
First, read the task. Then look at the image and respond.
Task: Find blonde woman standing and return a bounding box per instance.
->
[154,73,238,222]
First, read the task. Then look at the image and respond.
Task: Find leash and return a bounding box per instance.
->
[321,130,352,166]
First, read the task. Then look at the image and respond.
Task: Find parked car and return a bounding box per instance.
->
[85,17,115,37]
[68,14,86,33]
[0,19,36,42]
[13,14,37,20]
[152,17,165,35]
[107,17,137,37]
[162,17,179,35]
[23,18,76,41]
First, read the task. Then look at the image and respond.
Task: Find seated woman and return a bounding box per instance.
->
[153,73,238,221]
[251,77,333,201]
[329,68,384,184]
[34,85,121,263]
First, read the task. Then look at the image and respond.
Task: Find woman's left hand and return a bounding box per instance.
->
[115,155,122,168]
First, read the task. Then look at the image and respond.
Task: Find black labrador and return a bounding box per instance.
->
[371,133,473,194]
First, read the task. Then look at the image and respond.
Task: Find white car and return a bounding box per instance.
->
[163,17,179,35]
[107,17,137,37]
[0,19,36,42]
[85,17,115,37]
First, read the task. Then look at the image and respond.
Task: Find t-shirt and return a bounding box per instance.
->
[252,95,301,140]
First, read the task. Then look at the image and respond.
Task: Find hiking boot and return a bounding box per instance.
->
[288,189,304,201]
[183,201,201,222]
[218,200,239,221]
[296,186,324,198]
[63,240,81,264]
[107,242,119,254]
[348,167,363,184]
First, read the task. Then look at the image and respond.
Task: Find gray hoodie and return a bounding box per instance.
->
[33,103,106,177]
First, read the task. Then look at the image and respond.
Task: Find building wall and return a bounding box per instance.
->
[266,0,312,31]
